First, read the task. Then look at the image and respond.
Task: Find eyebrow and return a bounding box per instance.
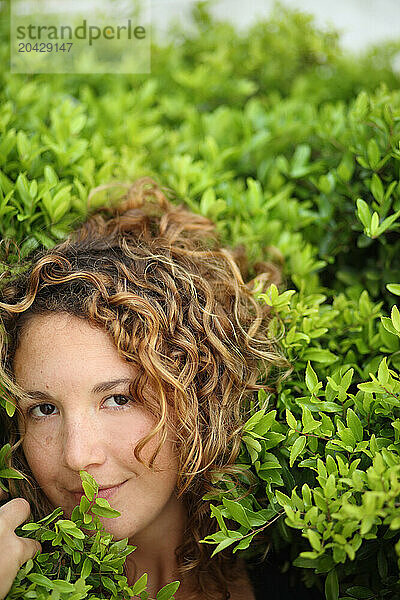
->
[21,378,133,402]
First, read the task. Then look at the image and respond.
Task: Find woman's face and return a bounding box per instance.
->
[13,312,182,541]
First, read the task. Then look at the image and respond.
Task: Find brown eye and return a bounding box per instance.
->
[29,403,57,418]
[104,394,132,408]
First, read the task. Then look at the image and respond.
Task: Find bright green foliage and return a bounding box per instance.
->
[201,282,400,597]
[5,471,179,600]
[1,0,400,597]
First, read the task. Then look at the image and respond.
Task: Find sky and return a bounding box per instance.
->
[151,0,400,54]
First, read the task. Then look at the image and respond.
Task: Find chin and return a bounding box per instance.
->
[98,519,134,541]
[61,499,136,541]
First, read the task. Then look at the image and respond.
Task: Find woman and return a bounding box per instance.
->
[0,177,291,600]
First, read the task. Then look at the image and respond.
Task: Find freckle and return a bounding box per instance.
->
[45,435,52,445]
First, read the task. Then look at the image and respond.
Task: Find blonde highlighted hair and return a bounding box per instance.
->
[0,177,291,599]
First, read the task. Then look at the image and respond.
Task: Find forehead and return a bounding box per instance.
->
[13,312,135,388]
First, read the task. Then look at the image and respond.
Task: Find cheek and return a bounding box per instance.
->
[122,422,179,476]
[22,431,58,481]
[119,410,169,452]
[132,418,179,465]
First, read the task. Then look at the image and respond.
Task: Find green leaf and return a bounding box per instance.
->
[367,139,380,169]
[357,198,371,229]
[260,283,279,306]
[381,316,400,336]
[79,470,98,489]
[346,409,363,442]
[290,436,306,467]
[302,349,337,364]
[337,156,353,182]
[156,581,180,600]
[302,406,320,433]
[27,573,54,588]
[325,569,339,600]
[357,381,383,393]
[305,361,318,392]
[131,573,148,595]
[377,547,388,579]
[16,131,30,158]
[352,90,369,120]
[82,481,95,501]
[370,174,384,203]
[346,586,374,599]
[0,394,16,418]
[94,496,113,508]
[16,173,32,208]
[37,506,64,524]
[243,409,265,432]
[52,580,75,593]
[275,489,293,508]
[91,504,120,518]
[286,409,297,429]
[79,495,90,512]
[341,368,354,391]
[307,529,322,551]
[242,435,262,452]
[57,519,78,529]
[377,357,390,385]
[21,522,41,531]
[233,534,255,552]
[44,165,59,187]
[210,537,237,557]
[0,467,25,479]
[387,284,400,296]
[370,212,379,237]
[80,558,93,579]
[210,504,228,535]
[391,305,400,332]
[65,527,85,539]
[101,576,117,595]
[222,498,251,528]
[83,512,93,524]
[251,411,277,435]
[375,209,400,236]
[0,443,12,465]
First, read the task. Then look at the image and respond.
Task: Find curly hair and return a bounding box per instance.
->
[0,176,291,599]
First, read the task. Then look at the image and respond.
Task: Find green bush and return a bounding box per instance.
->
[1,1,400,598]
[0,467,178,600]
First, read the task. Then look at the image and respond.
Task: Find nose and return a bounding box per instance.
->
[61,415,107,473]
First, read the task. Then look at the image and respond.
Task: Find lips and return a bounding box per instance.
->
[70,481,125,504]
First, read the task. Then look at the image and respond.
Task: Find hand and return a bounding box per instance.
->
[0,490,41,600]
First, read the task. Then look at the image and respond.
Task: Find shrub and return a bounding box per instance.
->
[0,467,178,599]
[1,1,400,598]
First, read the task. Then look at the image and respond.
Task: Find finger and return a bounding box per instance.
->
[18,537,42,568]
[0,498,31,531]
